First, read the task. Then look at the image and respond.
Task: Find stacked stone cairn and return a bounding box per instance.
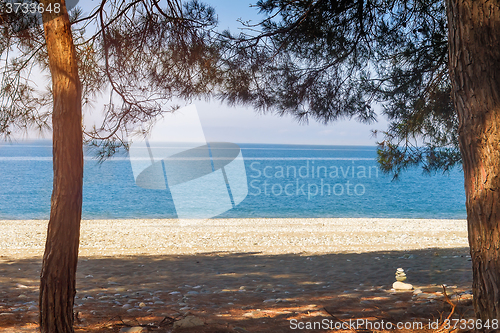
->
[392,268,413,290]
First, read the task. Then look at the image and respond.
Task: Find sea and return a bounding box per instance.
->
[0,141,466,220]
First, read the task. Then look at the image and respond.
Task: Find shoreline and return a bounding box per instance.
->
[0,218,469,258]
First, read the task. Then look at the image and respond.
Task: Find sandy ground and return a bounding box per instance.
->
[0,219,474,332]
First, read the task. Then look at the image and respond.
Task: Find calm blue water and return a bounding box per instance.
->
[0,141,466,219]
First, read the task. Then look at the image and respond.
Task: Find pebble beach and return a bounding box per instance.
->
[0,218,469,258]
[0,218,474,332]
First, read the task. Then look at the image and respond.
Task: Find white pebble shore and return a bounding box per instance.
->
[0,218,468,258]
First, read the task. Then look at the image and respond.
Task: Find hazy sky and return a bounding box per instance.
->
[19,0,390,146]
[183,0,389,146]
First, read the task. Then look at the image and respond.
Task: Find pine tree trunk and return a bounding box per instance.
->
[446,0,500,326]
[39,1,83,332]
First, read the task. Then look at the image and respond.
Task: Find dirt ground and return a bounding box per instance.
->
[0,247,474,332]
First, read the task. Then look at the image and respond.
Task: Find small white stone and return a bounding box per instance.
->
[393,281,413,290]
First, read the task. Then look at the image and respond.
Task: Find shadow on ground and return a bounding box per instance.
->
[0,247,473,332]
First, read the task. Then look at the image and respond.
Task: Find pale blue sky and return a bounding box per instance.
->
[24,0,389,145]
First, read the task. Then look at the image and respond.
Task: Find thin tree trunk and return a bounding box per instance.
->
[39,1,83,332]
[446,0,500,327]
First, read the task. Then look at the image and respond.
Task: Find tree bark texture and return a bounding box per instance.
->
[446,0,500,326]
[39,1,83,332]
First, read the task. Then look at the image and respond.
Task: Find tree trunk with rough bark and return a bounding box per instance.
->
[38,1,83,332]
[447,0,500,326]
